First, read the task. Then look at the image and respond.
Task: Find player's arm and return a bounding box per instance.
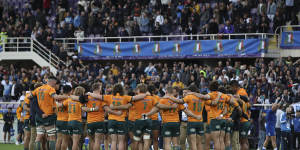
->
[82,106,100,112]
[188,92,211,100]
[103,105,122,116]
[110,103,132,110]
[156,103,177,110]
[228,96,242,113]
[24,103,30,111]
[131,93,148,102]
[183,108,201,120]
[86,92,104,100]
[145,106,159,117]
[163,96,184,104]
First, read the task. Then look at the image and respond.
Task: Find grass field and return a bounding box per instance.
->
[0,144,24,150]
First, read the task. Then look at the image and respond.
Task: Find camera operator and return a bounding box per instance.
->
[291,102,300,150]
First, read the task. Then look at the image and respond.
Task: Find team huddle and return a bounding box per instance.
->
[18,76,252,150]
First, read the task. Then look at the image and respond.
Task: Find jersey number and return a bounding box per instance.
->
[143,102,147,110]
[193,102,202,112]
[68,104,76,113]
[112,101,121,106]
[38,91,45,101]
[217,102,224,110]
[92,103,96,108]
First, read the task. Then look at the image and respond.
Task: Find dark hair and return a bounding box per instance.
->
[225,85,234,94]
[230,80,239,87]
[62,85,72,94]
[209,81,219,91]
[173,86,180,93]
[137,83,148,93]
[148,85,156,95]
[91,83,101,91]
[48,76,57,81]
[188,84,199,93]
[218,86,226,93]
[112,84,124,96]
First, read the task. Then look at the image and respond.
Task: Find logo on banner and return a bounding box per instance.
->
[94,44,102,55]
[114,43,121,55]
[236,40,245,52]
[194,42,202,53]
[214,41,223,53]
[173,43,181,54]
[133,43,141,55]
[259,40,268,51]
[284,32,294,44]
[77,44,83,54]
[152,42,160,54]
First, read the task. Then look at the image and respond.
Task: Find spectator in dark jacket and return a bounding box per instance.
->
[3,107,14,143]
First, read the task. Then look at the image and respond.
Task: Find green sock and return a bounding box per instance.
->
[24,148,29,150]
[225,146,231,150]
[34,141,41,150]
[49,140,56,150]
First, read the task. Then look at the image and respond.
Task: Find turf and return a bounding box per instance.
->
[0,144,24,150]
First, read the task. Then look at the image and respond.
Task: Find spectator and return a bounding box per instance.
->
[258,16,270,33]
[139,13,150,34]
[220,20,234,34]
[2,79,12,102]
[208,18,219,34]
[280,106,292,150]
[155,11,164,26]
[3,107,14,143]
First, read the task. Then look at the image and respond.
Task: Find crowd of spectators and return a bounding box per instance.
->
[1,56,300,106]
[0,0,299,56]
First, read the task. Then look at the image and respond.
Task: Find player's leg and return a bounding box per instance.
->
[205,124,212,150]
[94,133,104,150]
[35,125,45,150]
[263,136,270,150]
[151,119,160,150]
[210,119,222,150]
[163,137,172,150]
[171,122,181,150]
[24,122,31,150]
[132,120,141,150]
[72,134,81,150]
[87,122,95,150]
[61,134,69,150]
[8,125,12,143]
[117,135,126,150]
[197,134,204,150]
[45,124,56,150]
[187,122,197,150]
[270,136,277,149]
[143,133,151,150]
[179,121,187,150]
[56,132,63,150]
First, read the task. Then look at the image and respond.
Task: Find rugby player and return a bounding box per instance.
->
[29,76,68,150]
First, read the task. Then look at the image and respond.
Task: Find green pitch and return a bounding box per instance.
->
[0,144,24,150]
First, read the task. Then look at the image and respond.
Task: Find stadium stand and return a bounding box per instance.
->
[0,0,300,150]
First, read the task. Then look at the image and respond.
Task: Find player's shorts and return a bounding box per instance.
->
[210,119,226,131]
[265,123,276,137]
[35,115,56,127]
[17,120,24,134]
[24,119,31,131]
[205,123,211,134]
[225,120,234,133]
[127,120,134,132]
[239,121,251,137]
[107,120,127,135]
[152,120,161,130]
[133,119,152,137]
[161,122,180,137]
[187,122,204,135]
[87,122,106,135]
[56,120,68,134]
[68,120,83,135]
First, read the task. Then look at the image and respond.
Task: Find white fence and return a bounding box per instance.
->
[1,37,65,69]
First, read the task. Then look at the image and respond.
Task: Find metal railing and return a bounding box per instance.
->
[55,33,277,52]
[275,25,300,48]
[1,37,65,69]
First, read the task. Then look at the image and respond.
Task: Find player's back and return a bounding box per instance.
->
[64,98,82,122]
[134,95,155,119]
[104,94,132,121]
[33,84,56,115]
[184,94,204,122]
[160,98,184,123]
[86,96,105,123]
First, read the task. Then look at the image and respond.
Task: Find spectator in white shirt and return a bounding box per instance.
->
[155,11,164,26]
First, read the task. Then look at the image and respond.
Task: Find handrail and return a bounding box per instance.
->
[55,33,277,51]
[1,37,66,73]
[274,25,300,48]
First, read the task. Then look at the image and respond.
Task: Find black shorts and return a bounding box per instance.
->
[17,121,24,134]
[3,123,13,132]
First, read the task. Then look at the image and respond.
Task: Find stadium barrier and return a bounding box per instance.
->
[55,33,277,52]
